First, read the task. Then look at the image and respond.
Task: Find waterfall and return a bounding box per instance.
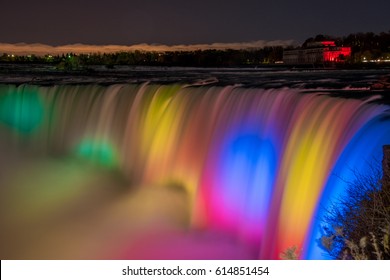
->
[1,83,389,259]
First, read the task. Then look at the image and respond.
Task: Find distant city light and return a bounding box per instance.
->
[362,58,390,63]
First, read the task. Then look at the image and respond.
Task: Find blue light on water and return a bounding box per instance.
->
[305,114,390,259]
[217,133,277,240]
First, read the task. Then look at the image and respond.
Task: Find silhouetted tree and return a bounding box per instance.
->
[321,160,390,259]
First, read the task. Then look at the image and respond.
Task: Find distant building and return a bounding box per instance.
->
[283,41,351,65]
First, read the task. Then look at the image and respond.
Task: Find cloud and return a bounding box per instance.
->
[0,40,296,56]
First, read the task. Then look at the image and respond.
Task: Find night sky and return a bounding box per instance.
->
[1,0,389,46]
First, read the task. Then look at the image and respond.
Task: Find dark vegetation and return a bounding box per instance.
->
[303,31,390,63]
[0,31,389,68]
[321,153,390,259]
[0,47,285,69]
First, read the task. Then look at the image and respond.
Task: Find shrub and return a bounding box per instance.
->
[321,161,390,259]
[280,246,301,260]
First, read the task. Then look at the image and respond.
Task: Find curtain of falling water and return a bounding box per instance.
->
[0,83,389,259]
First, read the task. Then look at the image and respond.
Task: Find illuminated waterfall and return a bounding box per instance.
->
[0,83,389,259]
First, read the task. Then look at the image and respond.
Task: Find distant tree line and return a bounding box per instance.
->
[0,47,285,69]
[303,31,390,63]
[1,31,389,68]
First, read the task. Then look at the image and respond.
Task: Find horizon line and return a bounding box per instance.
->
[0,40,297,56]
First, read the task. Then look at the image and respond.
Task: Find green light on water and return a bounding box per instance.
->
[76,139,118,168]
[0,87,45,134]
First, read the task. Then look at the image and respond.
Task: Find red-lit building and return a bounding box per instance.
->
[283,41,351,65]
